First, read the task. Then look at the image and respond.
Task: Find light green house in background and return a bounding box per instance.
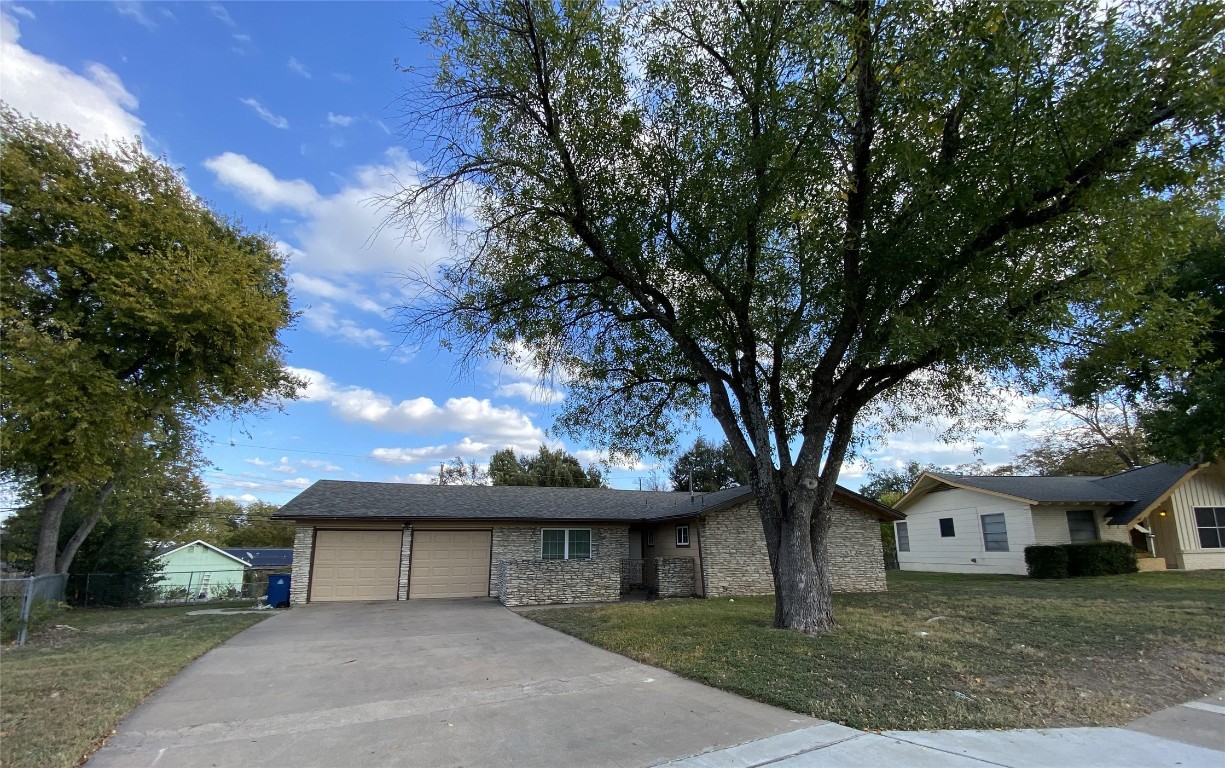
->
[153,540,250,599]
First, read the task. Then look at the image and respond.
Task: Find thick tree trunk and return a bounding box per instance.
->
[34,484,76,575]
[757,483,834,635]
[56,481,116,574]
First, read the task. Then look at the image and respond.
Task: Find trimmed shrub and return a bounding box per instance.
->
[1024,545,1069,579]
[1063,541,1138,577]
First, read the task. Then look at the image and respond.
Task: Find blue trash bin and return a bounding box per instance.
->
[266,573,291,608]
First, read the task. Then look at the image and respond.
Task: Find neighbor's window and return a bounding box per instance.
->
[1066,510,1099,543]
[1194,507,1225,549]
[981,513,1009,552]
[676,525,690,547]
[541,529,592,560]
[939,517,955,537]
[645,529,655,547]
[896,522,910,552]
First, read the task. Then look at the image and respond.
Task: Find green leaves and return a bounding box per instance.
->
[1,107,299,572]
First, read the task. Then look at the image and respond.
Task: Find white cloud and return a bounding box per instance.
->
[332,72,354,83]
[290,367,547,451]
[209,3,236,27]
[387,472,438,485]
[495,381,565,405]
[205,152,318,210]
[244,457,272,467]
[233,33,251,44]
[371,438,495,464]
[202,148,461,276]
[290,272,384,315]
[288,57,311,79]
[271,464,298,475]
[239,97,289,130]
[0,11,145,143]
[573,449,648,471]
[7,5,34,20]
[326,112,355,127]
[114,1,157,30]
[300,459,343,472]
[300,302,392,349]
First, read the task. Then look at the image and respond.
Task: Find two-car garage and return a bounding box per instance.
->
[307,528,491,602]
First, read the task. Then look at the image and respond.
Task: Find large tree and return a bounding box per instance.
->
[670,437,748,492]
[488,445,606,487]
[0,108,299,575]
[393,1,1223,633]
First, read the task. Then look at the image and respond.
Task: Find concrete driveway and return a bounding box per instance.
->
[89,600,818,767]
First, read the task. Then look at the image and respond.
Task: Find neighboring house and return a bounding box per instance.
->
[892,461,1225,575]
[221,548,293,572]
[272,482,901,607]
[153,540,250,598]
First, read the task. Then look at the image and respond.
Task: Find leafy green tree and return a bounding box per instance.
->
[670,438,747,492]
[0,108,299,575]
[488,446,606,487]
[1,441,209,604]
[393,0,1224,633]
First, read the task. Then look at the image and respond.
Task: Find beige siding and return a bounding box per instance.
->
[1170,466,1225,553]
[649,517,703,596]
[1031,506,1128,546]
[896,488,1034,575]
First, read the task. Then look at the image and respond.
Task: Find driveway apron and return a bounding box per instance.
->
[88,600,818,768]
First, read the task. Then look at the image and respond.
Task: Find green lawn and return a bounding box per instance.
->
[524,570,1225,731]
[0,604,269,768]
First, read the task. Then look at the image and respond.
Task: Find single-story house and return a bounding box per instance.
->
[272,482,901,607]
[221,547,293,572]
[891,461,1225,575]
[153,540,250,598]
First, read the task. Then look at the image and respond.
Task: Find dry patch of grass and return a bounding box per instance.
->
[526,570,1225,731]
[1,603,268,768]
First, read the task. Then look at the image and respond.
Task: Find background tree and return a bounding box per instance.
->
[488,446,606,487]
[669,438,748,492]
[1061,223,1225,462]
[394,0,1223,633]
[0,441,210,602]
[0,108,299,575]
[1012,390,1153,476]
[432,456,490,485]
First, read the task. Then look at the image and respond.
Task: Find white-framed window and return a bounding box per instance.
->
[541,528,592,560]
[981,513,1009,552]
[645,529,655,547]
[1066,510,1099,543]
[896,521,910,552]
[675,525,690,547]
[1194,507,1225,548]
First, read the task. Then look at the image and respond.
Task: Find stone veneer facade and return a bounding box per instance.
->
[655,557,695,597]
[700,499,887,595]
[489,524,628,596]
[498,559,620,606]
[290,525,313,605]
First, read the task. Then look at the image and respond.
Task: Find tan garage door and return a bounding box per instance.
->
[311,530,402,602]
[409,530,492,599]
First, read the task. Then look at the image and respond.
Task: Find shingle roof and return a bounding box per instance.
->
[221,548,293,569]
[932,462,1198,525]
[273,480,899,522]
[931,474,1132,504]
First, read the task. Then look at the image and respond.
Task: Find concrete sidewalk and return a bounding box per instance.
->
[655,690,1225,768]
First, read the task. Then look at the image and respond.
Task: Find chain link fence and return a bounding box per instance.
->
[68,569,279,607]
[1,573,69,646]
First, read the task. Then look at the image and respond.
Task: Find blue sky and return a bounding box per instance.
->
[1,1,1049,505]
